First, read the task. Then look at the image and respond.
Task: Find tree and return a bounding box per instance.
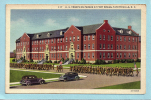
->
[13,49,16,58]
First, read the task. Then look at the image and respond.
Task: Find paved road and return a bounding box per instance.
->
[11,68,141,89]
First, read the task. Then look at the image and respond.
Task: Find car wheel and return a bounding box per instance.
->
[75,76,79,81]
[64,79,67,82]
[26,82,30,86]
[40,80,45,84]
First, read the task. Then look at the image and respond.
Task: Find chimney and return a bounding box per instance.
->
[104,20,108,23]
[128,26,132,29]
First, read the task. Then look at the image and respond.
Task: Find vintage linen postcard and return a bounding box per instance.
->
[6,4,146,94]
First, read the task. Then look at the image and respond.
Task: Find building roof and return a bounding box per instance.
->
[16,23,139,42]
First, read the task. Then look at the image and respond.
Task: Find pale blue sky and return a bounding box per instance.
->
[10,9,141,52]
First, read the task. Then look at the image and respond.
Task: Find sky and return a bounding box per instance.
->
[10,9,141,52]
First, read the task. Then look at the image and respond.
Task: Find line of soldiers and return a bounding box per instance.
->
[70,66,138,76]
[10,63,54,70]
[56,65,63,72]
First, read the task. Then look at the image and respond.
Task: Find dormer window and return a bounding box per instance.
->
[60,31,62,35]
[118,29,123,34]
[37,35,39,38]
[47,33,50,37]
[128,31,132,34]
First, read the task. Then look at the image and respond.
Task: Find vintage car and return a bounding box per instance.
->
[20,75,45,86]
[59,72,80,82]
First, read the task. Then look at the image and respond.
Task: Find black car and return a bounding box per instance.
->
[59,72,80,82]
[20,75,45,86]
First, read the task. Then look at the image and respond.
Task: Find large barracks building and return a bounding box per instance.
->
[15,20,141,63]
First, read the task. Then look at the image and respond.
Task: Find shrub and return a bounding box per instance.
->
[49,60,52,63]
[30,59,33,62]
[58,61,61,63]
[12,59,15,62]
[100,60,105,64]
[95,59,99,64]
[54,61,57,63]
[46,61,49,63]
[61,58,64,63]
[76,59,78,64]
[108,61,112,64]
[131,59,134,63]
[80,58,86,64]
[116,60,119,63]
[20,57,23,60]
[137,59,141,62]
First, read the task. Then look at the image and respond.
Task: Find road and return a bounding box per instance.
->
[11,68,141,89]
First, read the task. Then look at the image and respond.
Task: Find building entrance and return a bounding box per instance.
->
[69,42,75,61]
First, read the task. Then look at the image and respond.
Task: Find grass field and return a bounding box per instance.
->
[10,70,61,83]
[96,81,140,89]
[64,62,141,68]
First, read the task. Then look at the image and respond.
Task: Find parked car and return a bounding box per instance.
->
[59,72,80,82]
[20,75,45,86]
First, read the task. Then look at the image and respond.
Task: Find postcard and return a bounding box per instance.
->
[6,4,146,94]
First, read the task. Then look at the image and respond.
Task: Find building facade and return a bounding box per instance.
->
[15,20,141,63]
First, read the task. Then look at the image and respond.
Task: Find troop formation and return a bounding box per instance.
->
[70,66,139,76]
[10,63,54,70]
[56,65,63,72]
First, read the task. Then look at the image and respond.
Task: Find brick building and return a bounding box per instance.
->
[15,20,141,63]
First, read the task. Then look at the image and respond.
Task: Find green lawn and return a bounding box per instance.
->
[10,70,62,83]
[64,62,141,68]
[96,81,140,89]
[10,58,16,63]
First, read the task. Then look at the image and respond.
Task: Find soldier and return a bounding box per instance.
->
[136,67,139,76]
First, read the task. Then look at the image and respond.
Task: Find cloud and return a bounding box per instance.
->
[68,17,79,23]
[44,18,59,26]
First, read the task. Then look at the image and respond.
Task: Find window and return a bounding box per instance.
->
[120,53,122,58]
[124,45,126,49]
[54,54,55,58]
[117,45,119,49]
[61,54,62,58]
[37,41,38,44]
[28,48,29,51]
[77,53,79,58]
[132,45,134,50]
[111,53,113,58]
[129,37,130,42]
[111,44,113,49]
[58,46,59,51]
[60,38,62,43]
[88,44,90,49]
[40,47,41,51]
[124,37,126,41]
[77,45,79,49]
[136,38,137,42]
[35,41,36,45]
[117,36,118,41]
[54,39,55,43]
[88,35,90,40]
[135,53,137,57]
[70,37,71,41]
[103,35,105,40]
[124,53,126,58]
[117,53,119,58]
[42,40,43,44]
[103,53,105,58]
[111,36,113,41]
[73,36,75,41]
[66,45,67,50]
[32,54,33,58]
[84,53,86,58]
[35,48,36,51]
[108,35,110,41]
[51,46,53,51]
[42,54,43,58]
[66,53,67,58]
[103,29,106,32]
[58,54,59,58]
[35,54,36,58]
[84,35,86,41]
[92,44,94,49]
[92,53,94,58]
[108,30,110,32]
[40,54,41,58]
[51,54,53,58]
[120,45,122,49]
[108,44,110,49]
[54,46,56,50]
[129,53,131,58]
[133,53,134,57]
[21,42,22,46]
[32,48,33,51]
[108,53,110,58]
[42,47,43,51]
[100,35,102,40]
[103,44,105,49]
[84,44,86,49]
[100,53,102,58]
[66,37,68,42]
[58,39,59,43]
[120,37,122,41]
[92,34,94,40]
[37,47,38,51]
[48,39,49,44]
[40,41,41,44]
[77,36,79,41]
[133,38,134,42]
[129,45,131,49]
[135,45,137,49]
[88,53,90,58]
[100,44,102,49]
[51,39,53,43]
[60,46,62,50]
[37,54,38,58]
